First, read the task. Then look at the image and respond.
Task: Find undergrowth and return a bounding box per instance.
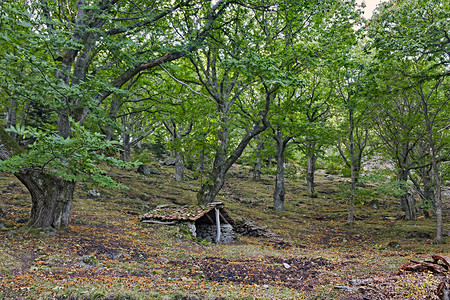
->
[0,164,448,299]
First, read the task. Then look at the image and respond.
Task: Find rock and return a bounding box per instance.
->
[334,286,358,293]
[137,164,161,175]
[388,241,400,248]
[40,228,57,236]
[407,231,432,239]
[149,168,161,175]
[87,189,101,197]
[350,278,374,286]
[262,284,270,289]
[79,255,98,267]
[283,263,291,269]
[164,158,177,166]
[137,164,150,175]
[15,218,28,224]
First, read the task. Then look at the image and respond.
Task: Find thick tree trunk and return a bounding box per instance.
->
[1,127,76,229]
[174,150,185,182]
[16,170,75,229]
[273,130,286,211]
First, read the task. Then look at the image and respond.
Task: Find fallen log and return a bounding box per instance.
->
[400,255,449,274]
[409,260,447,273]
[433,255,450,269]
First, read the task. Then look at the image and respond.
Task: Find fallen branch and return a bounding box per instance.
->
[400,255,449,274]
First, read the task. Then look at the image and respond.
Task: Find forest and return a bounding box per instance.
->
[0,0,449,299]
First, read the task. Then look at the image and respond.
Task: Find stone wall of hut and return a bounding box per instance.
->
[196,223,234,244]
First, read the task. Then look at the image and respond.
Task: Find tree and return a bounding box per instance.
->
[293,68,335,195]
[0,0,233,228]
[370,70,427,220]
[332,54,372,223]
[189,45,272,204]
[253,0,361,211]
[368,0,450,242]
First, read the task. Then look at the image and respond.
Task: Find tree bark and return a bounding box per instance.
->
[16,170,75,229]
[174,150,185,182]
[421,168,434,218]
[305,142,319,195]
[399,169,416,220]
[253,139,263,180]
[0,127,75,229]
[420,84,444,242]
[273,129,287,211]
[347,110,355,223]
[120,129,131,161]
[6,98,17,140]
[197,116,270,204]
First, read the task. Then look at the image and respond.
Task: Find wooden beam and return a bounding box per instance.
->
[142,220,177,225]
[215,207,221,244]
[204,212,215,224]
[218,210,229,224]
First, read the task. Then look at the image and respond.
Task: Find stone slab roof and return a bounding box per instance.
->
[141,202,235,225]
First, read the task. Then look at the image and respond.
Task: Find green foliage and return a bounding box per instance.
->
[1,120,137,188]
[362,172,407,198]
[147,131,167,160]
[320,153,346,175]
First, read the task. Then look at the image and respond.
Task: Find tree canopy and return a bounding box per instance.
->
[0,0,448,242]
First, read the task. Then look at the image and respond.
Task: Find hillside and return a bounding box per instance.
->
[0,163,449,299]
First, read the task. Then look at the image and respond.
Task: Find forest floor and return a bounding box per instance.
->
[0,162,449,299]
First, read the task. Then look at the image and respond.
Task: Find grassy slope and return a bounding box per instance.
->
[0,163,448,299]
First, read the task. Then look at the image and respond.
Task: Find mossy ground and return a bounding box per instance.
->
[0,163,448,299]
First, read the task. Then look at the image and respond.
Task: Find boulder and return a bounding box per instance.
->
[137,164,161,175]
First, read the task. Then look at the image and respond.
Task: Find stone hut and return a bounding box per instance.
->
[141,202,234,244]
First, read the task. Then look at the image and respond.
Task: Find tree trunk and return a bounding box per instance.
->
[419,167,434,218]
[399,169,416,220]
[347,110,355,223]
[104,97,122,141]
[6,98,18,140]
[174,150,185,182]
[121,130,131,161]
[197,167,226,204]
[1,126,76,229]
[196,80,272,205]
[306,145,318,195]
[273,129,286,211]
[419,83,444,243]
[15,169,75,229]
[253,139,263,180]
[197,121,269,204]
